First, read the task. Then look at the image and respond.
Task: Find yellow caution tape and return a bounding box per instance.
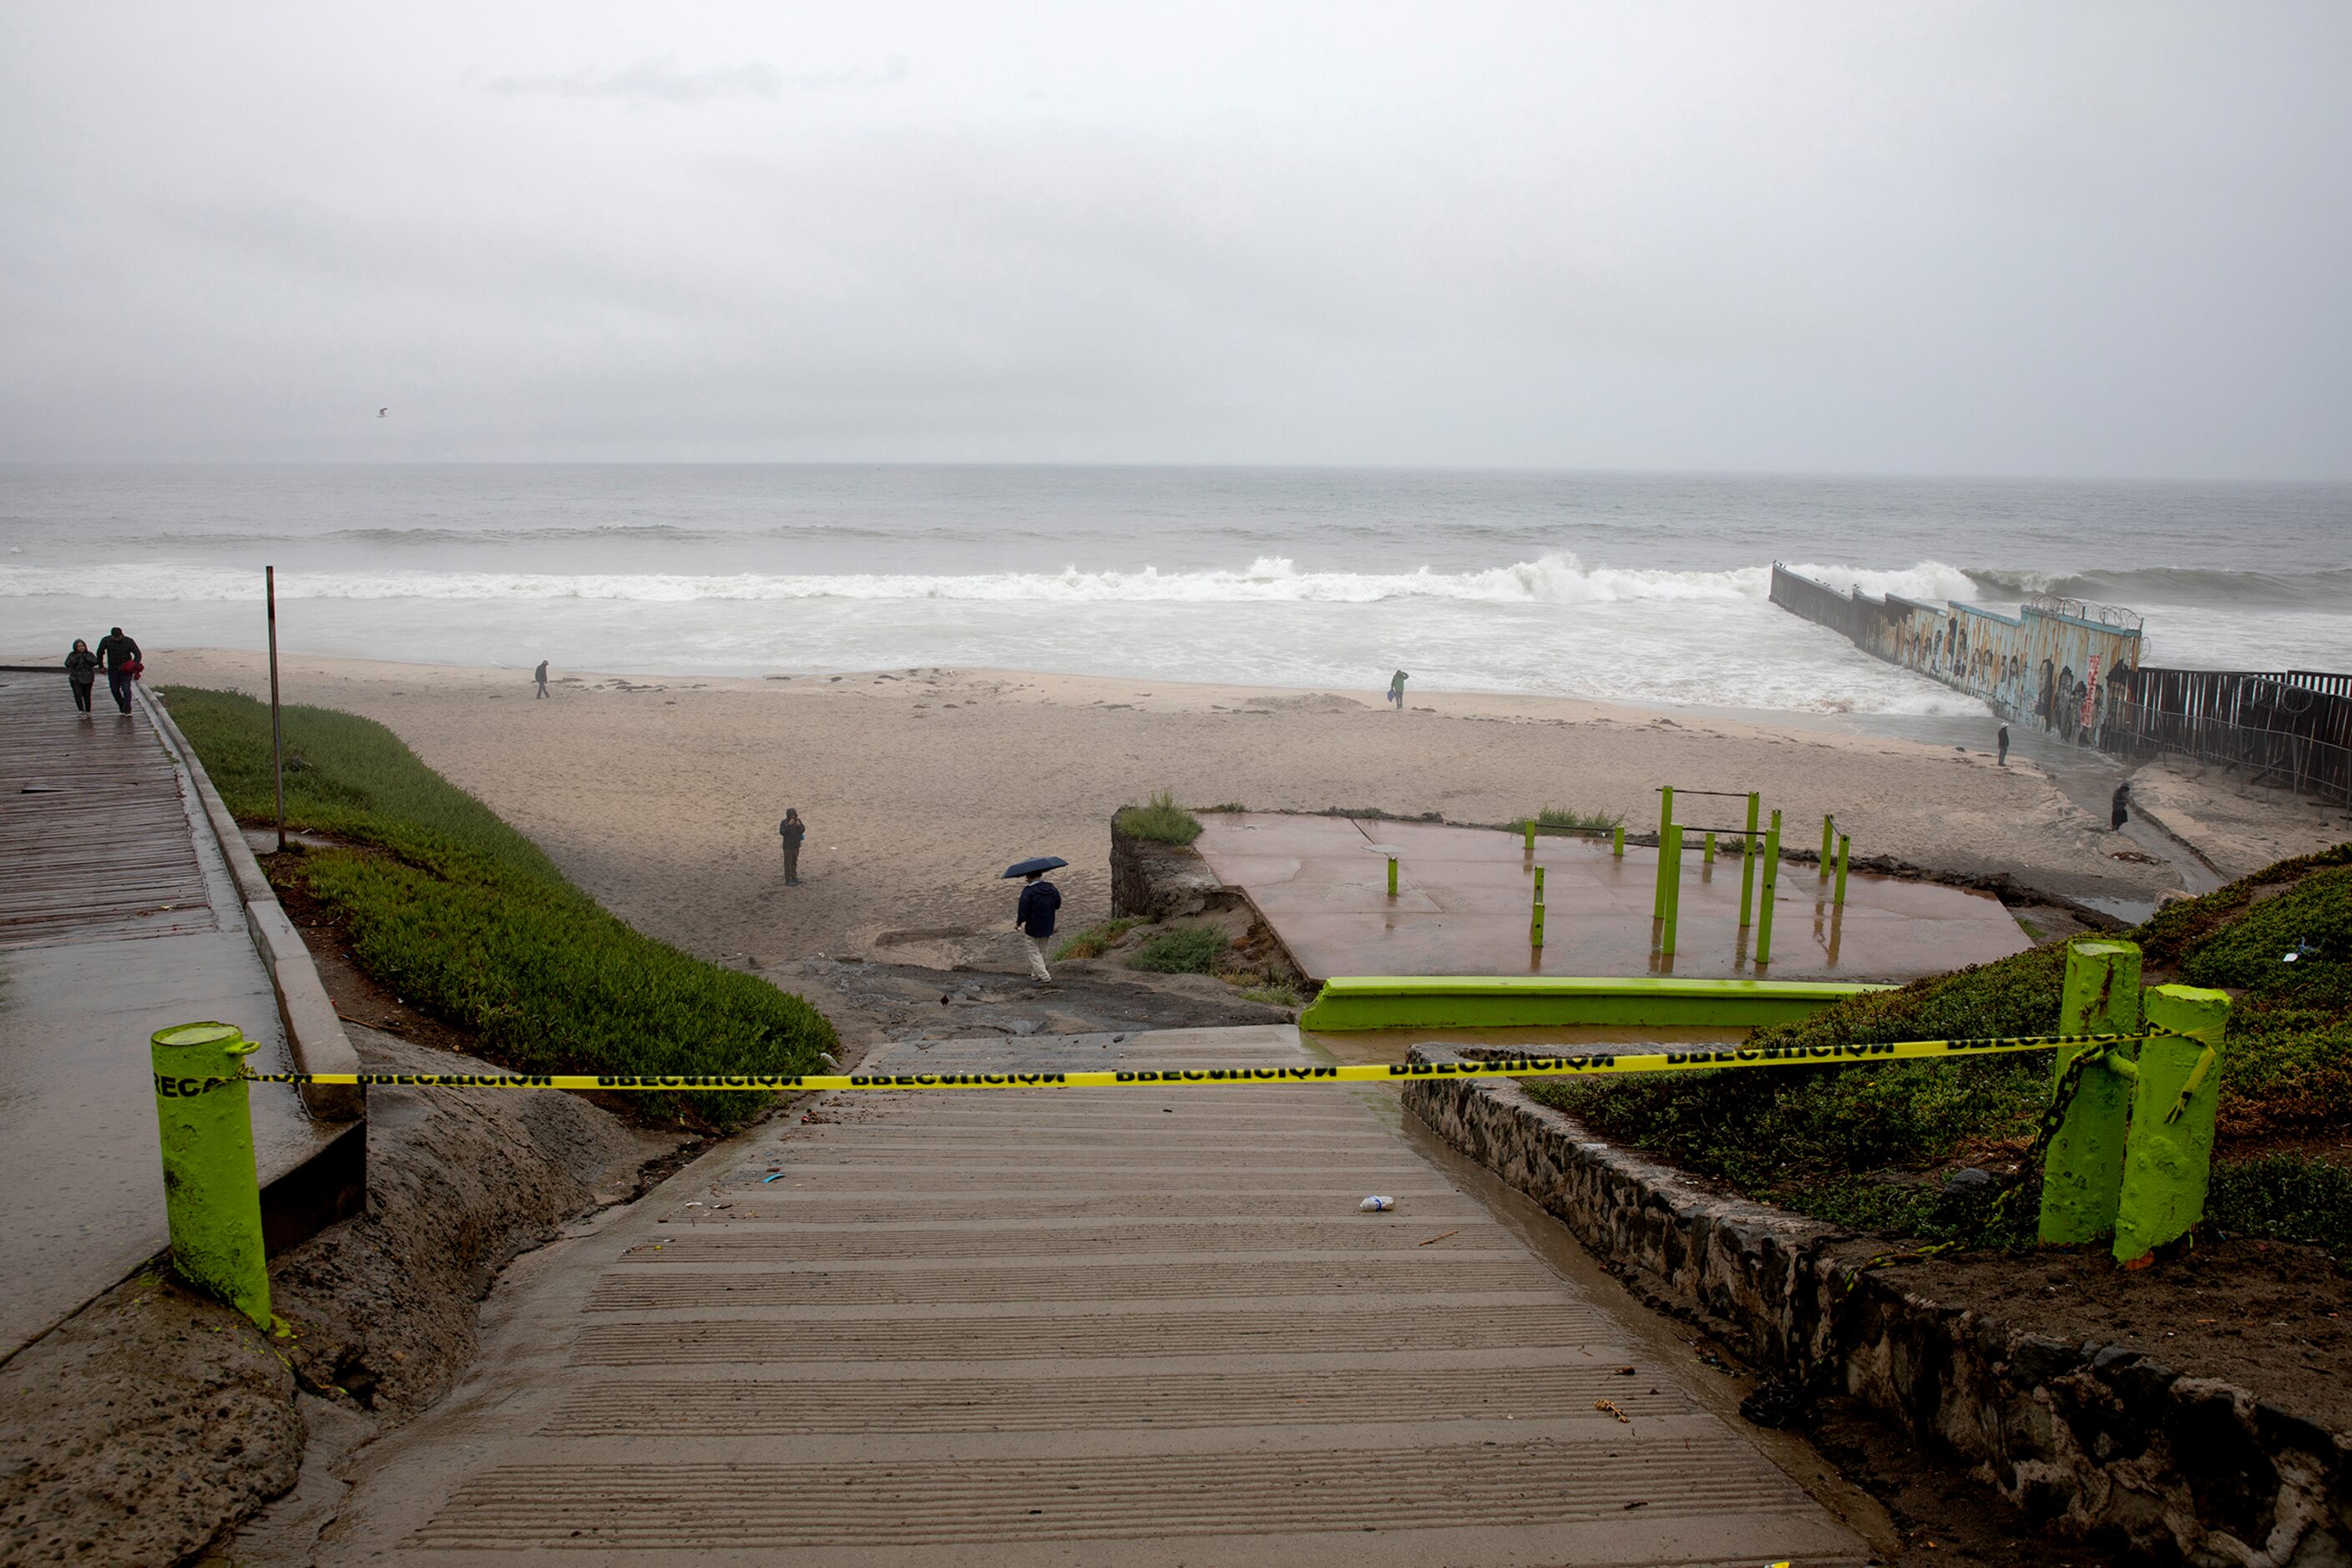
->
[241,1029,2163,1092]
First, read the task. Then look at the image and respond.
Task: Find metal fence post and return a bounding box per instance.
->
[2038,940,2142,1246]
[1737,792,1759,927]
[2112,984,2232,1267]
[149,1021,271,1328]
[1754,812,1780,964]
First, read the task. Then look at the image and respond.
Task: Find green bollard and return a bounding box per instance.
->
[1530,865,1545,948]
[1834,834,1849,906]
[2038,940,2142,1247]
[1819,813,1834,876]
[149,1022,271,1328]
[2112,985,2232,1267]
[1661,825,1683,955]
[1703,831,1716,864]
[1612,825,1624,857]
[1754,812,1780,964]
[1386,855,1399,898]
[1652,787,1675,918]
[1524,820,1535,852]
[1737,792,1760,927]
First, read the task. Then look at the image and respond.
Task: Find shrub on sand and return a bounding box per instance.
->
[1055,918,1142,962]
[1118,789,1203,846]
[1130,925,1227,974]
[1532,805,1624,832]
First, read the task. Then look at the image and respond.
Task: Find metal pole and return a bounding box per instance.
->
[149,1022,271,1328]
[1386,855,1399,898]
[1530,865,1545,948]
[1652,787,1674,918]
[267,565,286,852]
[1818,812,1834,876]
[1737,792,1759,927]
[1702,830,1715,864]
[1754,811,1781,964]
[1834,834,1850,906]
[1612,825,1624,857]
[1524,820,1535,852]
[1661,825,1682,956]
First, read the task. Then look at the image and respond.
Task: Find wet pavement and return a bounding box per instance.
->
[0,670,341,1357]
[281,1026,1869,1565]
[1196,813,2031,984]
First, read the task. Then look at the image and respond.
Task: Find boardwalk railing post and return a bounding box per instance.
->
[2038,940,2142,1246]
[1737,792,1759,927]
[149,1022,271,1328]
[2112,984,2232,1267]
[1754,812,1780,964]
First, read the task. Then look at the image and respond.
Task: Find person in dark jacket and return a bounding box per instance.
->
[779,808,806,884]
[2111,781,2132,831]
[94,627,140,714]
[63,640,99,715]
[1014,871,1061,982]
[534,660,550,699]
[1995,722,2010,766]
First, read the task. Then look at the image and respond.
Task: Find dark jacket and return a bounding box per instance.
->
[780,817,806,846]
[1016,880,1061,938]
[96,633,140,673]
[64,649,99,685]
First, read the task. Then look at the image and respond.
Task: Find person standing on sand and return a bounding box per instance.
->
[1388,670,1409,710]
[1996,723,2010,766]
[779,807,806,884]
[534,660,550,699]
[2111,780,2132,831]
[1015,870,1061,983]
[94,626,140,715]
[63,640,99,716]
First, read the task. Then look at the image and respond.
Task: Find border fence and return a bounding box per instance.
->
[2102,668,2352,805]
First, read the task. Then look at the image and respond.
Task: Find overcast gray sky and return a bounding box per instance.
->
[2,3,2347,476]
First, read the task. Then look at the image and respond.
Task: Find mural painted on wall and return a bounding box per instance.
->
[1769,566,2142,741]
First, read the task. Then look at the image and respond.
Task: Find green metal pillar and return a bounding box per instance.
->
[1660,826,1684,955]
[1754,812,1780,964]
[1833,834,1849,906]
[1819,813,1834,875]
[1702,831,1716,864]
[149,1021,271,1328]
[1652,787,1674,918]
[2112,984,2232,1267]
[1737,792,1759,928]
[2038,940,2143,1246]
[1386,854,1399,898]
[1530,865,1545,948]
[1523,820,1535,852]
[1611,825,1624,857]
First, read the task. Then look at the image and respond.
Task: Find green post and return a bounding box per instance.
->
[1819,813,1834,876]
[1530,865,1545,948]
[2038,940,2143,1246]
[1737,792,1759,927]
[1661,825,1682,955]
[1523,820,1535,852]
[1386,855,1399,898]
[1754,812,1780,964]
[1612,825,1624,857]
[149,1022,271,1329]
[1833,834,1849,906]
[1652,787,1674,918]
[1702,831,1716,864]
[2112,985,2232,1267]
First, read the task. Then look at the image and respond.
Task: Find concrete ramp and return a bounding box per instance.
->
[311,1026,1866,1565]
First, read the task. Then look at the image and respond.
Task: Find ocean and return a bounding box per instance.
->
[3,466,2345,715]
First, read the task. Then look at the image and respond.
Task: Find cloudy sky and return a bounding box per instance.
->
[2,3,2346,475]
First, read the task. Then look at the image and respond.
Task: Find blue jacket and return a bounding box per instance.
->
[1016,879,1061,938]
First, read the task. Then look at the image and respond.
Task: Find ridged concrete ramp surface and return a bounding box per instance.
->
[306,1026,1865,1566]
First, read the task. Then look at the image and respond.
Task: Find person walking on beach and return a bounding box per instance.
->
[2111,780,2132,832]
[94,626,140,715]
[1996,722,2010,766]
[1387,670,1409,710]
[778,808,806,884]
[534,660,550,699]
[63,639,99,716]
[1014,869,1061,983]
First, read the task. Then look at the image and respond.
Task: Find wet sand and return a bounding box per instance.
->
[128,650,2279,977]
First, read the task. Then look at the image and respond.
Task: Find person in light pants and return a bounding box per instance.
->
[1014,870,1061,982]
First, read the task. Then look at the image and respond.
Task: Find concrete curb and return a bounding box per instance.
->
[140,685,366,1121]
[1401,1045,2349,1567]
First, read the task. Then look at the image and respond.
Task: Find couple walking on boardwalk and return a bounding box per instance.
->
[63,627,141,716]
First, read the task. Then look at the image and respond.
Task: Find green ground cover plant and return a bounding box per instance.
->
[161,687,836,1130]
[1054,918,1142,961]
[1530,805,1625,832]
[1117,789,1204,846]
[1525,844,2352,1258]
[1129,925,1228,974]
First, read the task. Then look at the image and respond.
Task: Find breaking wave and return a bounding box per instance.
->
[1968,564,2352,609]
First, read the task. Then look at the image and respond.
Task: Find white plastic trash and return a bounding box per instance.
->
[1359,1196,1395,1212]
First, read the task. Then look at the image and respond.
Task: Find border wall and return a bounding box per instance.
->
[1768,565,2350,802]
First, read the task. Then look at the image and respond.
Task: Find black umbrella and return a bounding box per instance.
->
[1002,856,1069,878]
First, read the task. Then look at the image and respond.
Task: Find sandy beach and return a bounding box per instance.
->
[124,648,2352,981]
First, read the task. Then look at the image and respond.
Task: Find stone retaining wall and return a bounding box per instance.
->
[1402,1046,2349,1567]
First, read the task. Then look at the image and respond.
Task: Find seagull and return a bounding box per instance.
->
[377,407,389,417]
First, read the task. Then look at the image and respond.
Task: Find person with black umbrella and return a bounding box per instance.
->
[1004,856,1066,982]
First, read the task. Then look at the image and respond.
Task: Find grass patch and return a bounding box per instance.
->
[1117,789,1203,847]
[1523,842,2352,1257]
[1530,805,1624,833]
[1054,918,1141,962]
[1235,984,1302,1009]
[1129,925,1227,974]
[160,687,836,1130]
